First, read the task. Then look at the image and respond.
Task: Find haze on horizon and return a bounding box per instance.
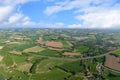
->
[0,0,120,29]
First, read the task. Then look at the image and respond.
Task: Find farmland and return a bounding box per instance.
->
[0,29,120,80]
[104,55,120,71]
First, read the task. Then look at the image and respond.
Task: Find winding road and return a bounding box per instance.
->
[26,48,120,61]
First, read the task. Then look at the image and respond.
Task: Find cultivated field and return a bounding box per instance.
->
[6,41,22,44]
[45,41,63,48]
[23,46,44,53]
[0,46,3,50]
[48,47,64,51]
[37,37,44,44]
[10,51,22,55]
[18,63,33,72]
[0,56,3,61]
[104,55,120,71]
[63,52,81,56]
[0,29,120,80]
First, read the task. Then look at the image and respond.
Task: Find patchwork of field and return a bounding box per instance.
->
[36,59,67,73]
[0,29,120,80]
[31,68,71,80]
[30,58,91,80]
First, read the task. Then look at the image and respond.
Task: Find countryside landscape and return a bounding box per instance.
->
[0,29,120,80]
[0,0,120,80]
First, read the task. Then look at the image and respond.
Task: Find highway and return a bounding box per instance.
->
[26,48,120,61]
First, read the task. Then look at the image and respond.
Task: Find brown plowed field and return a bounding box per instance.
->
[45,41,63,48]
[63,52,81,56]
[104,55,120,71]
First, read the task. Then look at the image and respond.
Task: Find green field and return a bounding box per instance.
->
[0,29,120,80]
[23,46,44,53]
[36,59,68,73]
[11,54,27,64]
[75,46,89,53]
[67,73,84,80]
[114,50,120,57]
[59,61,84,73]
[10,70,29,80]
[31,68,71,80]
[37,49,62,57]
[0,74,4,80]
[8,43,36,51]
[62,40,70,48]
[3,55,13,66]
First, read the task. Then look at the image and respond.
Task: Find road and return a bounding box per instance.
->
[26,48,120,61]
[101,65,120,73]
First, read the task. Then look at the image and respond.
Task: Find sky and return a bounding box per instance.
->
[0,0,120,28]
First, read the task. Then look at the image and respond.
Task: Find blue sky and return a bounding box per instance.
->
[0,0,120,28]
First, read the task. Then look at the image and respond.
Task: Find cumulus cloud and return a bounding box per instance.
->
[76,10,120,28]
[44,0,101,16]
[0,0,36,27]
[44,0,120,28]
[46,0,119,15]
[0,0,64,28]
[1,0,120,28]
[1,13,36,27]
[0,6,13,22]
[8,13,23,24]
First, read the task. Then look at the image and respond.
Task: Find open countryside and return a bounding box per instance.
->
[0,0,120,80]
[0,29,120,80]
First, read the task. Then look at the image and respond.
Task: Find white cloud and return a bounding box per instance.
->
[44,0,120,28]
[44,6,62,16]
[0,0,120,28]
[1,13,33,27]
[76,10,120,28]
[0,0,64,28]
[44,0,119,16]
[44,0,80,15]
[0,0,37,27]
[8,13,23,24]
[0,0,33,5]
[0,6,13,22]
[44,0,103,16]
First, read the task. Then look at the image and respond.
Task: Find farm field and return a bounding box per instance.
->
[104,55,120,71]
[114,50,120,57]
[0,29,120,80]
[23,46,44,53]
[45,41,63,48]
